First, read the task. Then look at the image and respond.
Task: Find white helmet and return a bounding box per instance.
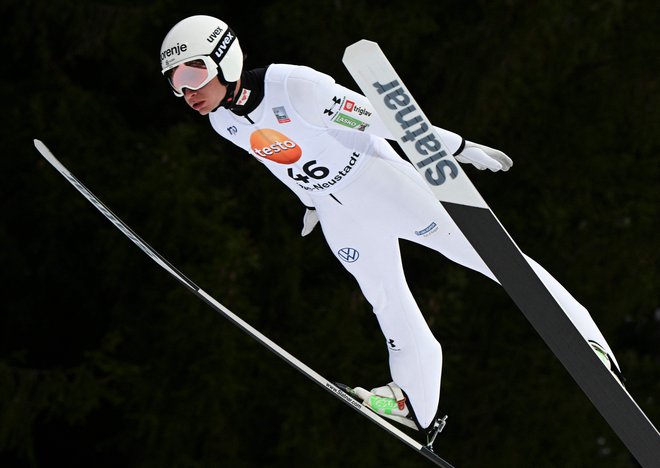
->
[160,15,243,90]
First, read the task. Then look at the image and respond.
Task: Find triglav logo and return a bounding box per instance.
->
[250,129,302,164]
[337,247,359,263]
[343,99,372,117]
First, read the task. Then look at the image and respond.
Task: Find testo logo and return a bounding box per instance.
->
[250,129,302,164]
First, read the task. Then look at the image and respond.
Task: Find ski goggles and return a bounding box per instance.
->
[162,55,218,97]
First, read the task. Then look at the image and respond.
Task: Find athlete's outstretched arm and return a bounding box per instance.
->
[286,66,512,172]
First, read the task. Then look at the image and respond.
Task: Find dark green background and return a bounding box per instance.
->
[1,1,658,467]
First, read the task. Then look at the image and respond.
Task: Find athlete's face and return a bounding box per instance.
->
[182,77,227,116]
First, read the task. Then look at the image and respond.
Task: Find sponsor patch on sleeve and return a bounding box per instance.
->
[331,112,369,131]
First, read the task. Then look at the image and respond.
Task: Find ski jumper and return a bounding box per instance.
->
[209,64,616,429]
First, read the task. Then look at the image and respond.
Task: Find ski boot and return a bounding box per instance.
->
[337,381,449,451]
[351,382,418,430]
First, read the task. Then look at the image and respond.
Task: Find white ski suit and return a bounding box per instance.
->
[209,64,616,429]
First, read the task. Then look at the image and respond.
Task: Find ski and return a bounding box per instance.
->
[342,40,660,467]
[33,139,454,468]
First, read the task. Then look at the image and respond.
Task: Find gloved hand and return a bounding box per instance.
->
[454,140,513,172]
[301,207,319,236]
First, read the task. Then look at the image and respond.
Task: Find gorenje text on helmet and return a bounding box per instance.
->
[160,42,188,62]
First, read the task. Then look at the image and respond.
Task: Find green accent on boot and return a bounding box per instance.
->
[590,342,610,367]
[368,395,398,415]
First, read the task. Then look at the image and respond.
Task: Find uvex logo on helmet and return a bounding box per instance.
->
[250,129,302,164]
[212,30,235,61]
[207,26,223,43]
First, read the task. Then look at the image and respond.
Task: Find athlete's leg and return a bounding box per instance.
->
[524,256,619,368]
[365,138,620,365]
[381,157,620,366]
[314,191,442,429]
